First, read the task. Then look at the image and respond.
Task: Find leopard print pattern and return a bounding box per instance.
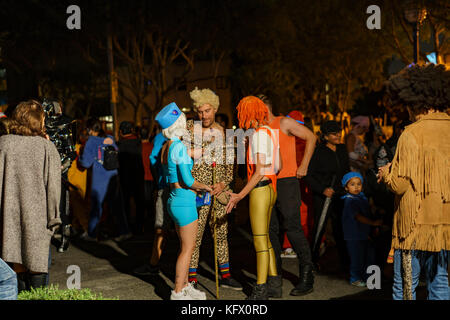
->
[190,199,230,268]
[401,250,413,300]
[186,120,234,269]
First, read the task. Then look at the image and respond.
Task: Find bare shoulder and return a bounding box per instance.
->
[280,116,299,135]
[280,116,298,128]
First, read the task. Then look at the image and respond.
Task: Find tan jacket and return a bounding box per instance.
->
[382,112,450,252]
[0,135,61,273]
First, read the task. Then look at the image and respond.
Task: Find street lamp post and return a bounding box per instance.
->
[404,2,427,64]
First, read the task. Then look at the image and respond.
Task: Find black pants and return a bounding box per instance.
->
[120,177,145,234]
[269,177,313,274]
[143,180,155,227]
[60,173,70,226]
[311,194,349,268]
[107,175,130,236]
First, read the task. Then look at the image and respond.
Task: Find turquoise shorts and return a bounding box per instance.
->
[167,188,198,227]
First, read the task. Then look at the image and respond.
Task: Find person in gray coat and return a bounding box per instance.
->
[0,100,61,292]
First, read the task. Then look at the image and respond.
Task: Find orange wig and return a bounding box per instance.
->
[236,96,269,129]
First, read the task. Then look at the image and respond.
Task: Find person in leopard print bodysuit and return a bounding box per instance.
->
[186,87,242,290]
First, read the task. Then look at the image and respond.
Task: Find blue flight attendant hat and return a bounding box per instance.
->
[155,102,182,129]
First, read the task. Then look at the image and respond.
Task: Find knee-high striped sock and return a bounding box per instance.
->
[188,268,197,283]
[219,262,231,279]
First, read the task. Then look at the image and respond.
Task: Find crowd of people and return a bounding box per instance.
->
[0,64,449,300]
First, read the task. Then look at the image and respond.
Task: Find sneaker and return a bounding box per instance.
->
[79,232,97,242]
[281,248,297,259]
[351,280,366,287]
[133,263,160,276]
[114,233,133,242]
[170,288,192,300]
[220,277,243,291]
[185,282,206,300]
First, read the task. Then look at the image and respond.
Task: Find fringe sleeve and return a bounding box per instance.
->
[382,124,450,249]
[382,133,413,195]
[382,130,419,242]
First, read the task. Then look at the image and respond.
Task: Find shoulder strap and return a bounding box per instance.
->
[247,126,278,193]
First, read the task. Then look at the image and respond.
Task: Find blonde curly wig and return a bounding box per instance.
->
[189,87,220,112]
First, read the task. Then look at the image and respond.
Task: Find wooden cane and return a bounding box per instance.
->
[212,161,220,299]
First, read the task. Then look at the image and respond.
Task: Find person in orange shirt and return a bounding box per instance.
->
[280,111,316,258]
[257,95,317,297]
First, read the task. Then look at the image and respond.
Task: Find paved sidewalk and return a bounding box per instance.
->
[48,224,419,300]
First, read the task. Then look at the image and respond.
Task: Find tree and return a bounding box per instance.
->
[230,0,393,121]
[0,0,109,118]
[376,0,450,65]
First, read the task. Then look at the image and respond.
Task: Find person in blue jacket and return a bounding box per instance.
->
[341,172,383,287]
[156,102,213,300]
[79,119,131,241]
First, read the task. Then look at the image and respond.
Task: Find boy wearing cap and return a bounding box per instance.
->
[341,172,382,286]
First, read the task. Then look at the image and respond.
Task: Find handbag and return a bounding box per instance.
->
[216,185,231,206]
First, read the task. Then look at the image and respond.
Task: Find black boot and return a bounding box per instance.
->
[17,273,29,293]
[290,264,314,296]
[28,273,48,290]
[247,283,268,300]
[58,225,71,253]
[267,275,282,298]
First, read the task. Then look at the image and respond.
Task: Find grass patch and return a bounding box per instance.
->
[18,284,118,300]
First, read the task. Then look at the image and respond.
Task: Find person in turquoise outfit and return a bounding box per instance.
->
[156,102,213,300]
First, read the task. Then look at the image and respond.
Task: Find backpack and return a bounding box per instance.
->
[98,145,119,170]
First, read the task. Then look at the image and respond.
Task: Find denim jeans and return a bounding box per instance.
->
[345,240,375,283]
[0,258,18,300]
[393,249,449,300]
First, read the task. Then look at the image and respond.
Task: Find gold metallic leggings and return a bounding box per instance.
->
[249,184,278,284]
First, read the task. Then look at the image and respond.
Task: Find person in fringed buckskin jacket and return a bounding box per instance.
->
[378,64,450,300]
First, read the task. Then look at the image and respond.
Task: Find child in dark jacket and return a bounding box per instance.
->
[341,172,383,286]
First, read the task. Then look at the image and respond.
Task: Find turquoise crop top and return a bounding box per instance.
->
[164,137,194,188]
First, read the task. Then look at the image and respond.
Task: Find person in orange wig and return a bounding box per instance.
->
[225,96,281,300]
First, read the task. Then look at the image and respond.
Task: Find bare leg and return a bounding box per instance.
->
[174,220,198,293]
[150,228,166,266]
